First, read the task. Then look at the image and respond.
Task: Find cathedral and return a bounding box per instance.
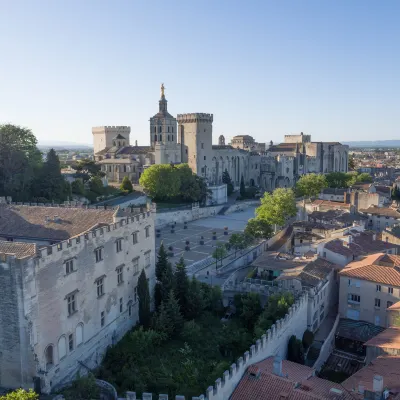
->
[93,85,348,191]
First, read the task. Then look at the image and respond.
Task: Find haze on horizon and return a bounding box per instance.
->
[1,0,399,146]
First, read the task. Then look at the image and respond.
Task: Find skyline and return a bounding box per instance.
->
[1,0,399,145]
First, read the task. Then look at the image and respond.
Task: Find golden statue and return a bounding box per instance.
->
[161,83,165,97]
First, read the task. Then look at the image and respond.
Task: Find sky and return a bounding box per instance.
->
[0,0,399,146]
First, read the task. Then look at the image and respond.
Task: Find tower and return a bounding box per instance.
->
[92,126,131,155]
[150,84,181,164]
[177,113,213,177]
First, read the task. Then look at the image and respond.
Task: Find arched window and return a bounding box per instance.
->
[159,134,162,141]
[118,141,121,147]
[159,126,162,133]
[167,135,170,141]
[154,126,156,133]
[45,345,54,369]
[154,135,157,142]
[58,335,67,360]
[171,135,174,141]
[168,126,170,133]
[123,165,127,172]
[76,323,84,347]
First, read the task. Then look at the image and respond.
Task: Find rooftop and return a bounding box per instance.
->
[336,318,385,343]
[359,206,400,218]
[0,204,122,241]
[339,253,400,287]
[0,241,37,259]
[364,327,400,350]
[252,251,309,271]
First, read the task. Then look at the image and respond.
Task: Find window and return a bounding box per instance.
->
[389,287,394,294]
[133,257,140,275]
[145,226,150,238]
[101,311,105,327]
[97,278,104,297]
[68,333,74,352]
[167,135,170,141]
[95,247,103,262]
[128,301,132,316]
[171,135,174,141]
[376,285,381,292]
[348,279,361,288]
[145,251,151,269]
[120,297,123,313]
[76,324,83,346]
[375,298,381,308]
[201,143,204,149]
[172,127,174,133]
[348,294,360,303]
[159,126,162,133]
[58,336,67,360]
[116,239,122,253]
[168,126,170,133]
[323,251,326,258]
[65,259,74,275]
[117,266,124,285]
[45,345,54,369]
[375,315,380,326]
[154,134,157,142]
[67,293,77,315]
[388,301,394,308]
[134,286,138,303]
[132,231,138,244]
[204,156,206,160]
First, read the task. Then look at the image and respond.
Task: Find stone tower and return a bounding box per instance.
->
[150,84,181,164]
[177,113,213,178]
[92,126,130,155]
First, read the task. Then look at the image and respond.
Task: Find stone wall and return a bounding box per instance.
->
[313,314,340,371]
[155,205,224,227]
[223,200,259,215]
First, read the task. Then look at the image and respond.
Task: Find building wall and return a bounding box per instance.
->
[92,126,131,155]
[364,213,400,232]
[0,211,156,393]
[382,229,400,246]
[338,276,400,327]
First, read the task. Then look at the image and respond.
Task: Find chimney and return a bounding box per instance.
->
[273,356,282,376]
[135,140,138,146]
[373,234,377,241]
[373,375,383,393]
[45,215,50,223]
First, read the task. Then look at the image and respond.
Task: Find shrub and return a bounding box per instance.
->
[302,329,314,350]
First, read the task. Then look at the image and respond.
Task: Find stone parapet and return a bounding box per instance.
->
[177,113,213,123]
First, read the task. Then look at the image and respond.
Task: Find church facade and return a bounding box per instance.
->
[93,85,348,191]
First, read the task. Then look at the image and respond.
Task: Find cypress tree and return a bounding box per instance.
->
[174,257,189,318]
[165,289,183,336]
[137,269,151,328]
[152,301,173,338]
[120,176,133,192]
[155,243,169,281]
[240,175,246,197]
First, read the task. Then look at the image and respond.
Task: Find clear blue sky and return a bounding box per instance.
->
[1,0,399,145]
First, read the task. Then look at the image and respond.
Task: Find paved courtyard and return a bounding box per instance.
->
[155,206,257,268]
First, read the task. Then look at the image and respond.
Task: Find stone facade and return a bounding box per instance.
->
[93,86,349,188]
[0,204,156,393]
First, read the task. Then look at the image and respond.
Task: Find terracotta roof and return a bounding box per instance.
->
[359,206,400,218]
[231,357,353,400]
[0,204,118,241]
[252,251,308,271]
[0,241,37,259]
[310,200,351,209]
[339,253,400,287]
[117,146,152,155]
[364,327,400,350]
[321,188,346,195]
[342,356,400,398]
[388,301,400,311]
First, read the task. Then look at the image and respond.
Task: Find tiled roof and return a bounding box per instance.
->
[292,221,337,230]
[112,133,126,140]
[310,200,351,209]
[95,147,111,156]
[387,300,400,311]
[364,327,400,350]
[342,356,400,398]
[117,146,152,155]
[0,204,118,241]
[0,241,37,259]
[269,143,297,153]
[231,357,353,399]
[252,251,308,271]
[336,318,385,342]
[321,188,346,195]
[359,206,400,218]
[339,253,400,286]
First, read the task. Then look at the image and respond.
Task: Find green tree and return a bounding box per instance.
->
[348,154,356,170]
[356,172,373,183]
[212,242,227,269]
[0,124,42,201]
[36,149,69,202]
[185,277,205,319]
[325,172,351,188]
[240,175,246,197]
[71,178,85,195]
[245,218,273,240]
[139,164,181,201]
[302,329,314,350]
[156,243,170,281]
[165,289,184,337]
[240,293,262,331]
[60,374,100,400]
[138,269,151,328]
[287,335,305,364]
[0,389,38,400]
[174,257,190,318]
[158,263,175,308]
[71,159,105,182]
[88,176,104,195]
[222,169,234,196]
[255,188,297,227]
[296,173,327,199]
[228,233,253,256]
[120,176,133,193]
[152,301,173,338]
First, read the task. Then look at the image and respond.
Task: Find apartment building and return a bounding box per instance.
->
[338,253,400,327]
[359,206,400,232]
[0,202,155,393]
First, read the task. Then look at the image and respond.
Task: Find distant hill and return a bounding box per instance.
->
[343,140,400,148]
[38,140,92,150]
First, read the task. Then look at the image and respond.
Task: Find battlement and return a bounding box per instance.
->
[177,113,213,124]
[0,201,155,263]
[92,126,131,132]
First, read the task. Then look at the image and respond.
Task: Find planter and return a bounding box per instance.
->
[224,230,228,236]
[200,236,204,245]
[212,232,217,240]
[185,246,190,251]
[156,233,161,238]
[184,222,188,229]
[171,229,175,233]
[168,246,173,251]
[185,240,190,245]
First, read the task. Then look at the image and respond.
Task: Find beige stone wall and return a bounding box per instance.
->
[92,126,131,155]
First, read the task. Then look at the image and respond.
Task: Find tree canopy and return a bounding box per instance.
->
[244,218,273,241]
[139,163,210,204]
[325,171,373,188]
[222,169,234,196]
[296,174,327,198]
[0,389,38,400]
[120,176,133,193]
[255,188,297,227]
